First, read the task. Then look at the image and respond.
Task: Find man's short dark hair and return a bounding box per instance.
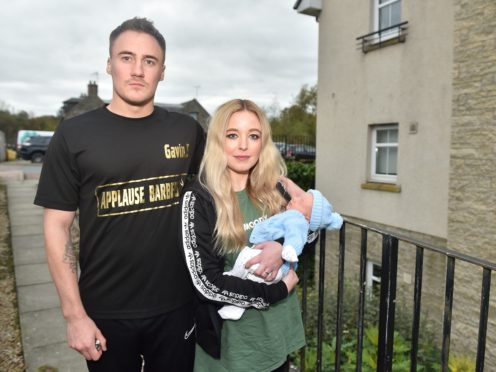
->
[109,17,166,61]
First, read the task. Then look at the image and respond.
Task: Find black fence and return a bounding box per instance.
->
[273,135,315,161]
[298,219,495,371]
[356,21,409,53]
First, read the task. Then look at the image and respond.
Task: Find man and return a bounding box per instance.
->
[35,17,205,371]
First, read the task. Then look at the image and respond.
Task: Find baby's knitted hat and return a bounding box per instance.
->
[308,190,343,231]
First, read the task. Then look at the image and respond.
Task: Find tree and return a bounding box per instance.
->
[270,84,316,144]
[0,108,59,146]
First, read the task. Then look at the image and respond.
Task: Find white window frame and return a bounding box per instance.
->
[370,124,398,183]
[366,260,381,294]
[373,0,401,40]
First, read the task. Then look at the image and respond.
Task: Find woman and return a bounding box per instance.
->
[180,99,310,371]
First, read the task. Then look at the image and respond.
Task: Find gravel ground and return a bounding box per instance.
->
[0,184,26,371]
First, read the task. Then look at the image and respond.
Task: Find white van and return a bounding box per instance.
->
[16,130,54,151]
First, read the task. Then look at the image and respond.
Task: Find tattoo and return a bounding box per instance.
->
[63,240,77,274]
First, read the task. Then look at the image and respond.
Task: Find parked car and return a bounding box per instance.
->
[18,136,52,163]
[287,144,316,160]
[274,141,291,157]
[16,130,54,152]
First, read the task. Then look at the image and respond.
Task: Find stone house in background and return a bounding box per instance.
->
[295,0,495,367]
[60,81,210,130]
[155,99,210,132]
[61,81,105,120]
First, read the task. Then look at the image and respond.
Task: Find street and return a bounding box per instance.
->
[0,160,42,180]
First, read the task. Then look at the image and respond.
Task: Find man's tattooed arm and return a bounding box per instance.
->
[63,240,77,274]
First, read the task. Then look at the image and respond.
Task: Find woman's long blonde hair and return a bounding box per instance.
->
[199,99,287,254]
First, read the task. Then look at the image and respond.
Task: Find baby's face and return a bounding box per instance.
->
[287,191,313,221]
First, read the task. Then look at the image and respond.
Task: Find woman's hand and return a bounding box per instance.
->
[282,269,299,292]
[245,241,283,281]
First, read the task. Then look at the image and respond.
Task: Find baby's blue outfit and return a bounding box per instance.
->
[249,189,343,276]
[218,189,343,320]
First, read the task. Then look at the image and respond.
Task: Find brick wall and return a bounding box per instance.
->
[448,0,496,368]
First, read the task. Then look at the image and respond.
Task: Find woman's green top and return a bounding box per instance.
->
[194,190,305,372]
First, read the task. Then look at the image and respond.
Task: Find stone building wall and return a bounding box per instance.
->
[312,0,495,368]
[447,0,496,368]
[320,2,496,366]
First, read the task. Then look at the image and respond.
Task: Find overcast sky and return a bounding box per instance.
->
[0,0,318,117]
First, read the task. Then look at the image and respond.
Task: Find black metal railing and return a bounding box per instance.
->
[272,135,316,161]
[299,218,495,371]
[356,21,409,53]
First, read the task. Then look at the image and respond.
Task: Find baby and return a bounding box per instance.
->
[219,181,343,320]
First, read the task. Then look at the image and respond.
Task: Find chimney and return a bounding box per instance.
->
[88,81,98,97]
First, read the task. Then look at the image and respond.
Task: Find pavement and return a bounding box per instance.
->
[2,162,86,371]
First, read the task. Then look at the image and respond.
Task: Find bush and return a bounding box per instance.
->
[291,281,469,371]
[448,355,476,372]
[286,160,315,190]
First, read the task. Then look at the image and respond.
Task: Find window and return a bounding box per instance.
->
[370,124,398,183]
[356,0,406,52]
[189,112,199,120]
[375,0,401,37]
[366,261,382,296]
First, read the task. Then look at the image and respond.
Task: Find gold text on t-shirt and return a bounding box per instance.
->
[164,143,190,159]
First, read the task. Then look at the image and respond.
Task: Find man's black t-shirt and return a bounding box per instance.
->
[34,106,205,319]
